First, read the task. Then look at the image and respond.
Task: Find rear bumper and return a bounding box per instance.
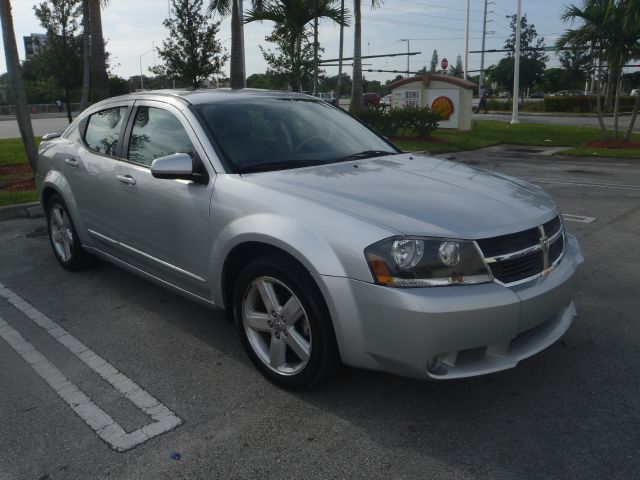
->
[314,234,583,380]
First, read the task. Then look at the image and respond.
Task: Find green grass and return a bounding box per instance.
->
[562,147,640,159]
[0,190,38,207]
[393,120,640,157]
[0,137,40,168]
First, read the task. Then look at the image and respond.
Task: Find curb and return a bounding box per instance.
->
[0,201,44,221]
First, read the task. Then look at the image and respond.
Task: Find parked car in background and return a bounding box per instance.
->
[363,92,381,106]
[631,89,639,96]
[36,89,583,389]
[313,92,336,104]
[380,94,392,106]
[498,91,510,99]
[529,91,545,99]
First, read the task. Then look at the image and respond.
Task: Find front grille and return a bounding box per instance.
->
[477,216,565,285]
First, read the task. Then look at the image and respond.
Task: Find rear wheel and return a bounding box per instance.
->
[233,254,340,389]
[46,194,95,271]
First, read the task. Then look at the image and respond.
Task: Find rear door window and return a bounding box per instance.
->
[84,106,128,156]
[127,106,196,167]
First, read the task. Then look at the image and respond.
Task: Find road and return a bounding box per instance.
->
[1,148,639,479]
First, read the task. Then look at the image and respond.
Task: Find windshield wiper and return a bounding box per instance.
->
[235,159,327,174]
[339,150,399,162]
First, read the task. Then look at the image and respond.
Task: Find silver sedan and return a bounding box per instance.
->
[36,89,583,389]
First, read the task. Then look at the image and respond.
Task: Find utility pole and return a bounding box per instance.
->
[313,0,319,94]
[511,0,522,124]
[464,0,470,79]
[400,39,410,77]
[336,0,345,104]
[479,0,489,91]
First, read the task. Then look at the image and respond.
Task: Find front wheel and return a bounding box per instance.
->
[46,194,95,271]
[233,255,340,389]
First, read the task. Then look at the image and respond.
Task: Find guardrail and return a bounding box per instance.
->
[0,103,83,115]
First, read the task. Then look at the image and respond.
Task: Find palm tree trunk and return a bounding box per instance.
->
[623,91,640,141]
[595,53,608,138]
[0,0,38,173]
[613,57,623,139]
[80,0,90,110]
[604,66,613,109]
[89,0,109,101]
[335,0,344,105]
[313,9,319,94]
[230,0,246,89]
[349,0,363,111]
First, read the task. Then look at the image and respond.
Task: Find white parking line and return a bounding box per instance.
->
[0,283,182,452]
[562,214,597,224]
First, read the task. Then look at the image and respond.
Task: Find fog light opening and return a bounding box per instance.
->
[427,355,449,376]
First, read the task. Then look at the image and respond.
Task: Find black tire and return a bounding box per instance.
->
[46,194,95,271]
[233,254,340,390]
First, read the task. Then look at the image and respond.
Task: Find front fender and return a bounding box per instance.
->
[209,213,347,306]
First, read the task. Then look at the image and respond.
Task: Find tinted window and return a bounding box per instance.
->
[196,99,397,172]
[128,106,196,167]
[84,106,127,156]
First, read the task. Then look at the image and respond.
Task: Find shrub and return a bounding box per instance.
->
[353,105,441,138]
[543,95,637,113]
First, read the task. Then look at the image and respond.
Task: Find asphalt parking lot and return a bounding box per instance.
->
[1,148,639,479]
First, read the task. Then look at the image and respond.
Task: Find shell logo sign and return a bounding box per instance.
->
[431,96,455,120]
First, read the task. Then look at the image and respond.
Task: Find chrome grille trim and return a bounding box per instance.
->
[477,216,565,287]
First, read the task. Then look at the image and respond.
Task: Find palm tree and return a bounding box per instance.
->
[212,0,266,89]
[557,0,617,137]
[0,0,38,173]
[80,0,90,109]
[245,0,345,91]
[89,0,109,101]
[349,0,380,111]
[622,0,640,141]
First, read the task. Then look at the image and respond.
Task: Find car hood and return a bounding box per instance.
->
[241,154,558,239]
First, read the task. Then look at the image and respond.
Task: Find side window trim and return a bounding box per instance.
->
[121,102,201,170]
[80,103,133,159]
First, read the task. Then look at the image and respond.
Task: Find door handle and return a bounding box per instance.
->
[64,158,79,167]
[116,174,137,186]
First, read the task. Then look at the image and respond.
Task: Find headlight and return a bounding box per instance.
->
[365,237,493,287]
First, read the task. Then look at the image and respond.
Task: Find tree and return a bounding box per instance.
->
[89,0,109,101]
[429,49,438,72]
[259,27,317,91]
[245,0,345,92]
[558,46,592,89]
[558,0,640,140]
[34,0,82,123]
[246,72,289,89]
[450,54,463,78]
[0,0,38,173]
[152,0,227,90]
[349,0,380,111]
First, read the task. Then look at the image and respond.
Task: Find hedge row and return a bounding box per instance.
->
[543,95,638,113]
[353,105,441,137]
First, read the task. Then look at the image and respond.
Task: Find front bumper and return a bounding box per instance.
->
[314,233,584,380]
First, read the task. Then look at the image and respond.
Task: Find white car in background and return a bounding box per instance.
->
[381,94,392,106]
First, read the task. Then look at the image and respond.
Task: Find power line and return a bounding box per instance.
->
[379,6,484,22]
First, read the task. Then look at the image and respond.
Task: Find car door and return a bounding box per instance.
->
[112,100,215,298]
[62,102,131,258]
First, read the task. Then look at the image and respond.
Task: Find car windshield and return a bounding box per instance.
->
[194,98,399,173]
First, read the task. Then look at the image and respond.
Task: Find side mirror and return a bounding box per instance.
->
[42,131,63,141]
[151,153,195,180]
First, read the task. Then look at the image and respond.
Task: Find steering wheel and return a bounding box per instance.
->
[294,136,325,153]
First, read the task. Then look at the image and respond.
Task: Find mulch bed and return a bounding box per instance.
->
[0,178,35,192]
[585,139,640,149]
[0,164,32,176]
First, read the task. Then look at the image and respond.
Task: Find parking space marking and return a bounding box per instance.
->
[562,214,597,224]
[0,283,182,452]
[522,177,640,191]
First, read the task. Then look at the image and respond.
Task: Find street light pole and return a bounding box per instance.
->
[479,0,489,91]
[464,0,470,80]
[511,0,522,124]
[139,49,153,90]
[400,39,410,77]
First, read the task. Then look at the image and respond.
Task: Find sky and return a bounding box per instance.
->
[1,0,573,85]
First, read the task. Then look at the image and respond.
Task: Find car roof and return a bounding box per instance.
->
[98,88,319,107]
